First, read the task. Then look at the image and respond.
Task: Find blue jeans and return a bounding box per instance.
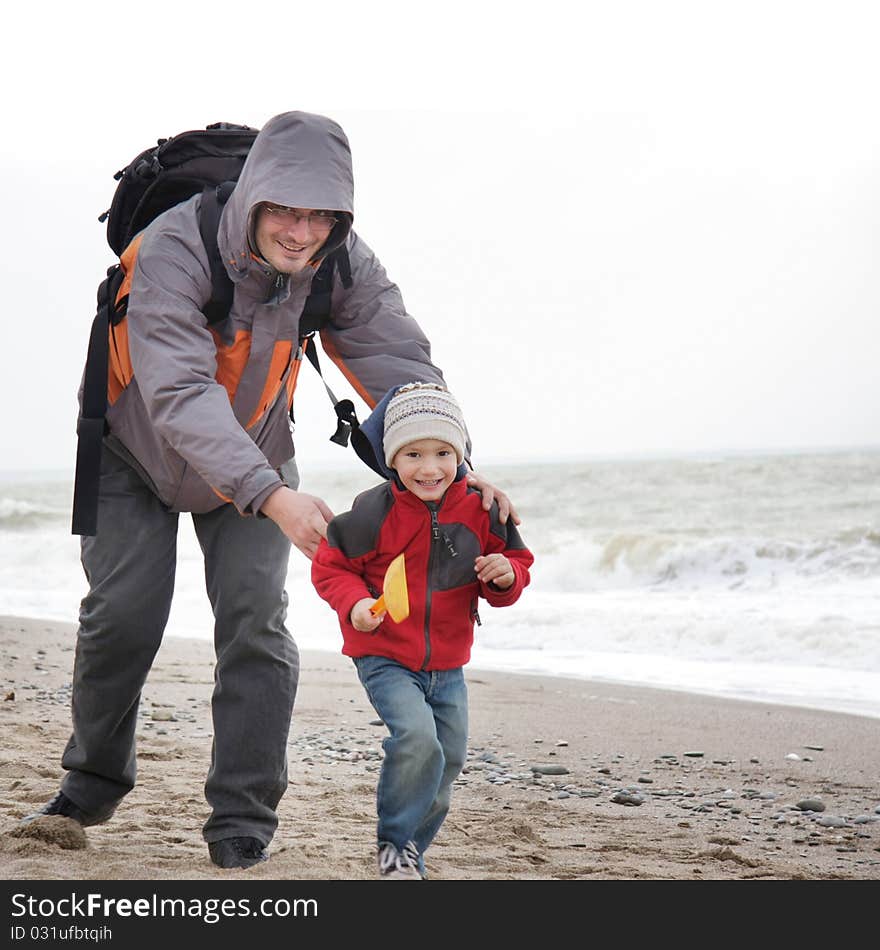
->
[354,655,468,860]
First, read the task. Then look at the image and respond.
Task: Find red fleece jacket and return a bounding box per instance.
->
[311,477,533,671]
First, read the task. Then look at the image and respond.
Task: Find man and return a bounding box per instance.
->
[24,112,516,870]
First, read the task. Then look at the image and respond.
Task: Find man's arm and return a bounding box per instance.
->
[261,486,334,560]
[318,232,446,408]
[321,233,521,523]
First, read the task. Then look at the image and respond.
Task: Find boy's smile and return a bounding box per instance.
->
[391,439,458,502]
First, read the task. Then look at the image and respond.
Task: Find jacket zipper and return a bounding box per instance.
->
[421,502,442,670]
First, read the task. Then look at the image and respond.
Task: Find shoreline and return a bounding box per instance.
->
[8,610,879,725]
[1,614,878,880]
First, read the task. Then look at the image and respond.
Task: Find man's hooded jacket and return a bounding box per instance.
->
[98,112,444,515]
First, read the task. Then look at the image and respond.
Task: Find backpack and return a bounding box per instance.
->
[72,122,361,537]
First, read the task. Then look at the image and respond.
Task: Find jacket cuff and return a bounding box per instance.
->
[481,575,524,607]
[245,475,285,517]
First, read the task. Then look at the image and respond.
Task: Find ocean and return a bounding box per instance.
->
[2,449,879,718]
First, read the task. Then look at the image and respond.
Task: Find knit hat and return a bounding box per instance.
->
[383,383,467,468]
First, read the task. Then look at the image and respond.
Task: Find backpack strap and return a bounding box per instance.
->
[198,183,237,324]
[71,266,125,536]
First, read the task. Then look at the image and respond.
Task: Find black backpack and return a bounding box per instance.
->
[72,122,360,537]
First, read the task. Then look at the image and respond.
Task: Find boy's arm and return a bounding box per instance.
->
[477,506,534,607]
[311,482,392,627]
[311,537,376,630]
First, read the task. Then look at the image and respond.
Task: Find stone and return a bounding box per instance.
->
[796,798,825,812]
[683,751,704,758]
[817,816,847,828]
[611,790,645,806]
[369,718,384,726]
[784,753,801,760]
[530,764,570,775]
[804,745,824,751]
[151,708,176,722]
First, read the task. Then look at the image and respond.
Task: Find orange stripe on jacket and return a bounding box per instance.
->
[319,332,379,410]
[245,340,294,429]
[211,328,252,404]
[107,235,145,405]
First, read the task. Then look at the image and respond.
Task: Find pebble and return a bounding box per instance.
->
[556,740,568,747]
[555,791,571,799]
[637,776,654,784]
[804,745,824,751]
[853,816,877,825]
[796,798,825,812]
[369,719,384,726]
[785,753,801,760]
[817,816,847,828]
[611,790,645,806]
[683,751,704,758]
[151,709,176,722]
[3,691,13,701]
[530,764,570,775]
[875,805,880,815]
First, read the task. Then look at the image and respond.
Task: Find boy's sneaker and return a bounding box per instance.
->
[377,840,422,880]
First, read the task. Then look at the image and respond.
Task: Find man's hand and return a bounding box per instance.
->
[475,553,515,589]
[351,598,385,632]
[465,471,521,525]
[261,486,334,560]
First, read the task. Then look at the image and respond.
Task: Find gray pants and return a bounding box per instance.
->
[61,449,298,845]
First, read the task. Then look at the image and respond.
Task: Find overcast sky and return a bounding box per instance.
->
[2,0,878,473]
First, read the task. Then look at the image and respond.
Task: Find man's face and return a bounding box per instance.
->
[253,204,336,274]
[391,439,459,502]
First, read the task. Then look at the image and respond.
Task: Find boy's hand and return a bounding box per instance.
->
[475,554,515,589]
[351,598,385,632]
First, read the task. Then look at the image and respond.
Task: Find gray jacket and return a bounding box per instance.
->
[102,112,444,515]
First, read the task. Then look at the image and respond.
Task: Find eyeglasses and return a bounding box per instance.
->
[261,204,338,233]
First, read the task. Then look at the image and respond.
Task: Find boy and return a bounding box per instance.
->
[311,382,533,879]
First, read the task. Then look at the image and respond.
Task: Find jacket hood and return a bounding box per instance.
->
[218,111,354,276]
[356,384,471,484]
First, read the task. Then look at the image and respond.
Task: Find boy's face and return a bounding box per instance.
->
[391,439,458,502]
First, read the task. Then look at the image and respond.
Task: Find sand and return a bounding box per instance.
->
[1,615,878,881]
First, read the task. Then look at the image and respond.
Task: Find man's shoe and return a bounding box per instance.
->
[208,837,269,869]
[21,791,116,828]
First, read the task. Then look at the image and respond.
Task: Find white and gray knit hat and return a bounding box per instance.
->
[383,383,467,468]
